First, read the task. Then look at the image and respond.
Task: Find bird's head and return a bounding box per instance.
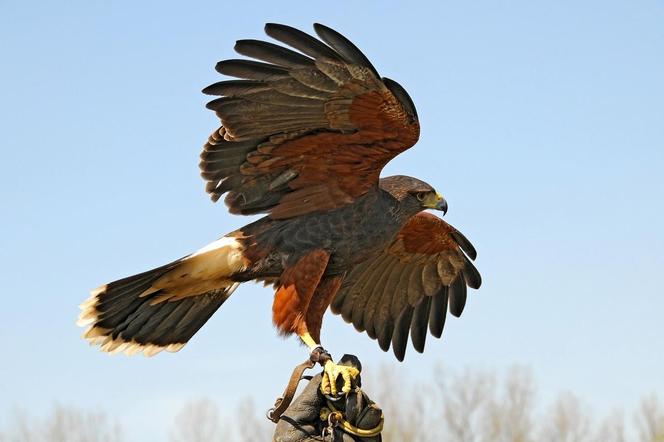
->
[379,175,447,216]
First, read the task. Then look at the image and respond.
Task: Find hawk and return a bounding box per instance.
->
[78,23,481,394]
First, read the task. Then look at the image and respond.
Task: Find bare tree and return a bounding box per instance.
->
[0,405,122,442]
[234,398,273,442]
[593,410,625,442]
[437,367,495,442]
[2,370,662,442]
[482,367,535,442]
[635,393,664,442]
[370,365,536,442]
[540,392,590,442]
[0,409,39,442]
[169,398,229,442]
[365,365,433,442]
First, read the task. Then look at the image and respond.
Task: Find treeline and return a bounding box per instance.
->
[368,365,662,442]
[1,366,662,441]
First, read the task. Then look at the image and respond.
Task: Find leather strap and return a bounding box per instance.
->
[267,357,315,423]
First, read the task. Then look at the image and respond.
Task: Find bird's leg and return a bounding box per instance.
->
[300,332,360,396]
[300,332,331,364]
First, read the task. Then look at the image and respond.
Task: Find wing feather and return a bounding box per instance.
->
[391,305,413,361]
[389,262,419,321]
[265,23,342,61]
[357,257,396,339]
[313,23,379,77]
[331,213,481,360]
[348,255,390,332]
[365,258,402,345]
[410,295,431,353]
[449,274,467,318]
[201,23,420,219]
[215,59,289,79]
[428,286,449,338]
[333,259,376,320]
[373,259,411,351]
[234,39,315,67]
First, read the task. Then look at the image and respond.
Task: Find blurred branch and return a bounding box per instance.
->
[594,410,625,442]
[169,398,229,442]
[635,393,664,442]
[367,365,431,441]
[233,398,272,442]
[484,366,534,442]
[437,367,494,442]
[0,405,122,442]
[541,392,590,442]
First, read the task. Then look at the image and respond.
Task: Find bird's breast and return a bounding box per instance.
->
[240,192,403,278]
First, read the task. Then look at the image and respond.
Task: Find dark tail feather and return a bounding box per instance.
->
[78,260,238,356]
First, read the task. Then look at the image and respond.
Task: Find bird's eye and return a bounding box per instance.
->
[416,192,427,201]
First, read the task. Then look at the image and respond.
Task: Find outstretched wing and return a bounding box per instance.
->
[330,212,481,361]
[201,23,420,219]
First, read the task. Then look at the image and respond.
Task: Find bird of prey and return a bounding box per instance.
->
[78,23,481,394]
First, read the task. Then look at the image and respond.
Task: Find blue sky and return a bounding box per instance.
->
[1,0,663,439]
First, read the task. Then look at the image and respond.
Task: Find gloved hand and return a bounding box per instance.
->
[273,355,383,442]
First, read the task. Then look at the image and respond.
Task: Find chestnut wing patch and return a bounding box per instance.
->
[330,212,481,361]
[200,23,420,219]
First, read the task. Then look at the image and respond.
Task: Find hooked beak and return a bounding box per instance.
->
[423,192,448,215]
[435,196,448,215]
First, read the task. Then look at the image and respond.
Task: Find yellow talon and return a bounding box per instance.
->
[321,360,360,396]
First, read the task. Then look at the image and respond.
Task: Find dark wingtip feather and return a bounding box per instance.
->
[205,97,226,111]
[330,291,345,314]
[410,296,431,353]
[462,256,482,289]
[429,287,449,338]
[202,80,267,96]
[377,320,394,352]
[265,23,341,61]
[234,39,315,67]
[448,275,467,318]
[392,306,413,362]
[451,230,477,260]
[382,77,418,121]
[313,23,379,78]
[215,59,288,79]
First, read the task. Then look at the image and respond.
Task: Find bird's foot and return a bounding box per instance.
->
[320,358,361,396]
[308,346,361,396]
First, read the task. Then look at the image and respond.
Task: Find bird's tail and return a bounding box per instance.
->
[77,236,248,356]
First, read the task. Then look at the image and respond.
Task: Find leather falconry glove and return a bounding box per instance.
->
[273,355,383,442]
